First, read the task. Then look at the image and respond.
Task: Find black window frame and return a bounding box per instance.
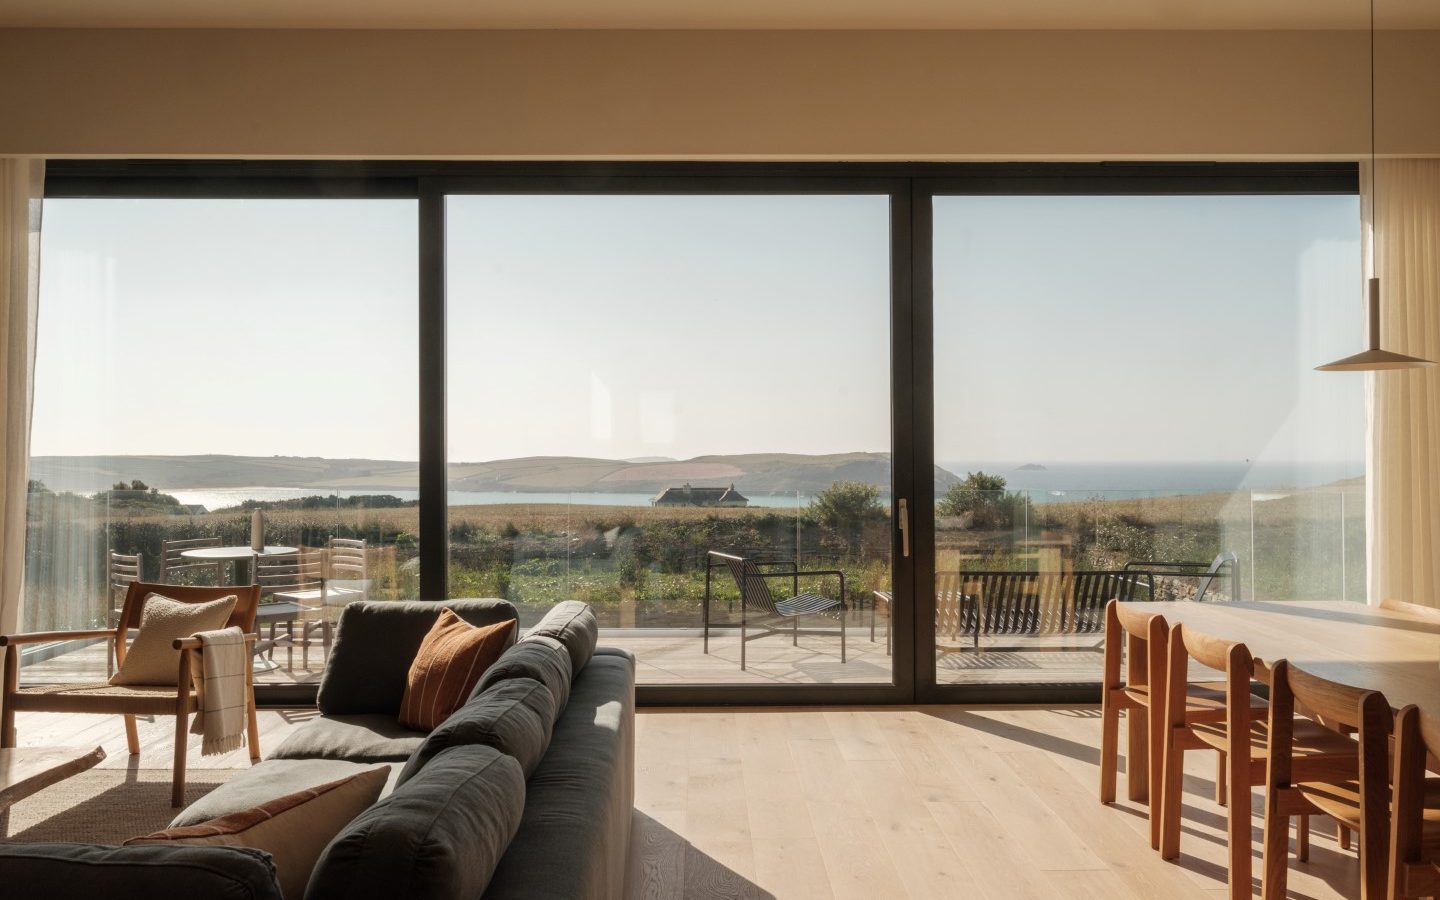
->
[41,160,1358,708]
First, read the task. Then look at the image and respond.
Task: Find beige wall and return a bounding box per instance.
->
[1,28,1438,159]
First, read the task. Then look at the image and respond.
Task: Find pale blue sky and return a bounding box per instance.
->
[32,192,1362,466]
[933,193,1364,464]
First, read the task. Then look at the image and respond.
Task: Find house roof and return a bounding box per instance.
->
[652,483,748,503]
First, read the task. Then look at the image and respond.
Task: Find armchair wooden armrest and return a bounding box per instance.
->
[172,633,260,651]
[0,628,115,647]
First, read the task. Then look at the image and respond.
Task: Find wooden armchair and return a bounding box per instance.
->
[1,582,262,807]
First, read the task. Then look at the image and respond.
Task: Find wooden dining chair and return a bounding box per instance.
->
[1,582,262,807]
[1100,600,1168,846]
[1158,624,1336,900]
[1387,704,1440,899]
[1262,659,1394,900]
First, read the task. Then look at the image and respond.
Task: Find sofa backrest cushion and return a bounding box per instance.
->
[472,635,572,715]
[397,677,557,785]
[481,648,636,900]
[522,601,599,673]
[317,599,518,716]
[0,843,282,900]
[307,745,525,900]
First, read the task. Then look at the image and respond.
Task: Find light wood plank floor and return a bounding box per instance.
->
[626,706,1361,899]
[6,705,1362,898]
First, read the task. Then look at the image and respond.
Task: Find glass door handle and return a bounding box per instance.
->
[898,498,910,558]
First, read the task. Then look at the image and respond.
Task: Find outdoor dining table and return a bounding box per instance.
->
[179,544,297,586]
[1115,599,1440,718]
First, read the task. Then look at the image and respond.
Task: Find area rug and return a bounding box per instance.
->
[0,768,236,844]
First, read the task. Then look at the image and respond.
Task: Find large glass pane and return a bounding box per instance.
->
[24,198,419,686]
[447,194,894,685]
[932,193,1363,686]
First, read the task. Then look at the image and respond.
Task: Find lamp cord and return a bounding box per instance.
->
[1370,0,1377,268]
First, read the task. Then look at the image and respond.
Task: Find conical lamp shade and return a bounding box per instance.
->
[1315,347,1436,371]
[1316,278,1436,371]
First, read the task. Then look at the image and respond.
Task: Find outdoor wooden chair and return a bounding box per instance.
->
[159,536,224,584]
[326,537,368,596]
[1158,624,1332,899]
[104,550,143,675]
[1387,704,1440,899]
[253,550,326,669]
[107,549,142,625]
[703,551,847,670]
[1,582,261,807]
[1262,659,1393,900]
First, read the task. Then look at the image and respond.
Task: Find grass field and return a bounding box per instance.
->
[21,483,1364,633]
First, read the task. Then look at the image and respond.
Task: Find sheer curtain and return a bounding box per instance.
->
[1368,158,1440,611]
[0,158,43,642]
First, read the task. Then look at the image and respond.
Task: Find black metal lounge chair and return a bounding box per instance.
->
[703,551,847,670]
[1123,551,1238,602]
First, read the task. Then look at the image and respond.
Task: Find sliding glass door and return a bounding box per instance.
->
[440,183,912,699]
[920,186,1363,698]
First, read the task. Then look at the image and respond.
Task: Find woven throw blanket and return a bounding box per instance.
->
[188,626,247,756]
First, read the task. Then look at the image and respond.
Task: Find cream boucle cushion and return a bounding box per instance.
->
[109,593,237,686]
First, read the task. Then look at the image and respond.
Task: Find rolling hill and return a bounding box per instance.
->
[29,452,961,496]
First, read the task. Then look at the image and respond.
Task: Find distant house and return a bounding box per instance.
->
[651,482,749,508]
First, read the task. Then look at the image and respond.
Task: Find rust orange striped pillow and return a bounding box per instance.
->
[399,609,515,731]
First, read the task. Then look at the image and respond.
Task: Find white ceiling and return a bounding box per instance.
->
[0,0,1436,30]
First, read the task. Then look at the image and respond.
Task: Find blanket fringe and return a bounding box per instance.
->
[201,732,246,757]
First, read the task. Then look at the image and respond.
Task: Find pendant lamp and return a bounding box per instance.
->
[1316,0,1435,372]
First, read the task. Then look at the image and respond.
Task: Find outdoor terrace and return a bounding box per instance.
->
[17,624,1105,687]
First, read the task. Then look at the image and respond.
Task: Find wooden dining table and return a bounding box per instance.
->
[1116,599,1440,717]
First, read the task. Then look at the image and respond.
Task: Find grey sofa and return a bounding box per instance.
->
[0,599,636,900]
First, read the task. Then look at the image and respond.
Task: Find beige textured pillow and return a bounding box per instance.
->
[126,766,388,900]
[109,593,237,686]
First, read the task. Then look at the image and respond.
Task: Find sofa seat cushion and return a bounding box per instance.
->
[523,601,599,673]
[398,677,557,785]
[171,758,402,828]
[473,635,572,715]
[270,714,426,763]
[318,599,518,716]
[0,843,282,900]
[308,745,526,900]
[482,648,636,900]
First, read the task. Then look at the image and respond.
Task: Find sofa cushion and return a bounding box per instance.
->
[307,745,525,900]
[317,599,518,716]
[482,648,636,900]
[397,677,557,785]
[0,843,282,900]
[128,767,388,900]
[171,759,403,828]
[522,601,599,674]
[473,635,572,715]
[270,714,426,763]
[399,611,515,731]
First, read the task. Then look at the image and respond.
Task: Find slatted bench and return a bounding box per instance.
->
[871,569,1153,654]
